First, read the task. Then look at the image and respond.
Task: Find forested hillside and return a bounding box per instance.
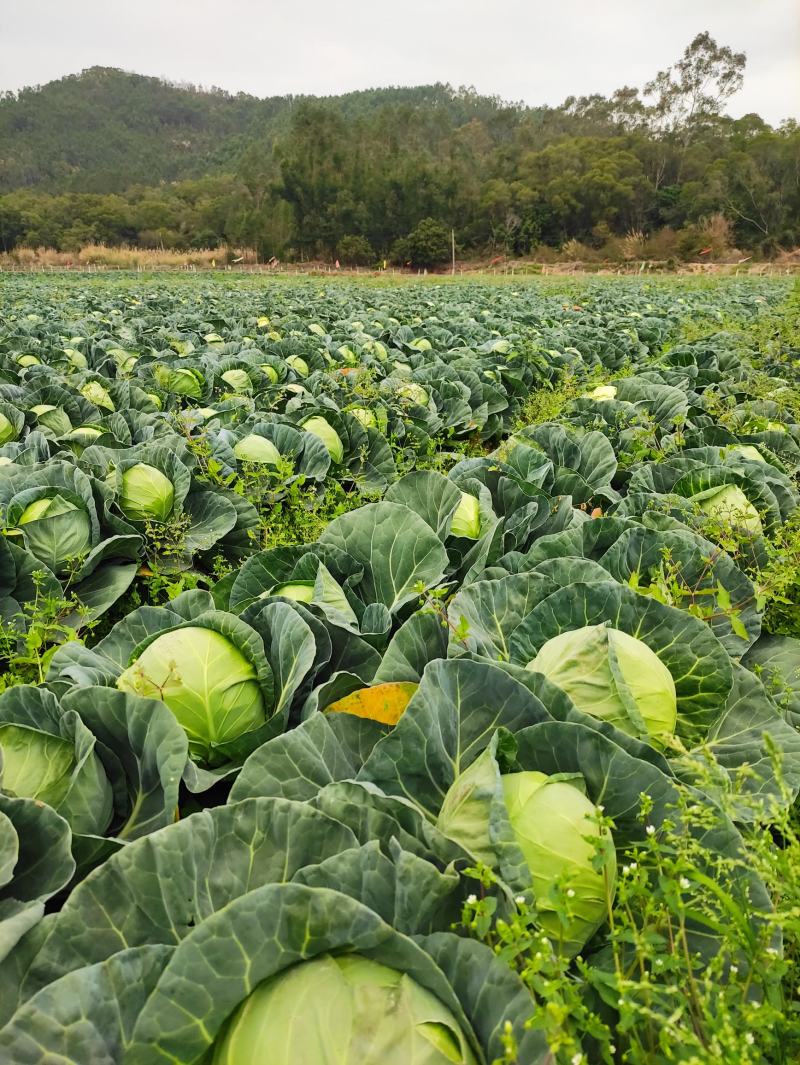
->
[0,34,797,262]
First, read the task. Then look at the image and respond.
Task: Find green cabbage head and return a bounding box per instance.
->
[348,406,376,429]
[503,771,616,956]
[220,368,252,393]
[397,381,429,405]
[450,493,481,539]
[301,417,344,462]
[269,581,314,602]
[286,355,309,377]
[80,381,115,411]
[211,954,478,1065]
[0,724,75,807]
[527,623,677,744]
[16,495,93,573]
[690,484,762,536]
[0,412,16,445]
[118,463,175,523]
[116,626,265,763]
[234,434,281,465]
[30,404,73,437]
[585,385,617,400]
[729,445,766,465]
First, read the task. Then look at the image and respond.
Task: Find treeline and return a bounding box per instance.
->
[0,34,798,264]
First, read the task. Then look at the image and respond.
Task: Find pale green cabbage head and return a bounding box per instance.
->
[691,484,762,536]
[16,495,93,573]
[212,954,478,1065]
[220,368,252,393]
[269,581,314,602]
[30,404,73,437]
[503,771,616,956]
[397,381,429,405]
[80,381,115,411]
[234,435,281,466]
[0,724,75,807]
[118,463,175,523]
[302,417,344,462]
[726,445,766,465]
[585,385,617,401]
[286,355,309,377]
[116,626,265,763]
[450,493,481,539]
[260,364,279,383]
[0,412,16,445]
[527,624,677,744]
[348,406,377,429]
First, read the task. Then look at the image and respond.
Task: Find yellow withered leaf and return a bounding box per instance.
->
[324,682,419,726]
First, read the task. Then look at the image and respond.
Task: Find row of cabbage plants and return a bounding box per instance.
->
[0,276,799,1064]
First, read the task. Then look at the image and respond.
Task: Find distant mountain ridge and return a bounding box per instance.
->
[0,67,523,193]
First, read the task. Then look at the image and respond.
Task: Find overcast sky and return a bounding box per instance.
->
[1,0,797,125]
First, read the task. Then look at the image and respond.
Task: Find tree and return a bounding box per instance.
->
[400,217,451,268]
[644,32,746,183]
[338,234,374,265]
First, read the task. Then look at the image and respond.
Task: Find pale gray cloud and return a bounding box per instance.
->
[0,0,797,124]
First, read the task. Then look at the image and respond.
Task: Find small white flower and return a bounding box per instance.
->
[515,895,526,906]
[466,894,477,905]
[629,861,637,871]
[646,824,656,836]
[567,889,576,898]
[571,1054,583,1065]
[745,1033,755,1046]
[654,958,664,968]
[729,964,738,975]
[597,804,605,812]
[679,877,691,890]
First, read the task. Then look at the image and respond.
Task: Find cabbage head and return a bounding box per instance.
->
[301,417,344,463]
[690,484,762,536]
[527,623,677,744]
[116,626,265,763]
[80,381,115,411]
[211,954,477,1065]
[118,463,175,523]
[260,364,279,383]
[450,493,481,539]
[286,355,309,378]
[397,381,429,406]
[726,445,766,465]
[0,724,75,808]
[348,406,376,429]
[503,771,616,955]
[15,495,93,573]
[220,368,252,393]
[585,385,617,401]
[269,581,314,602]
[30,404,73,437]
[154,365,204,398]
[17,354,40,368]
[234,435,281,466]
[0,412,16,445]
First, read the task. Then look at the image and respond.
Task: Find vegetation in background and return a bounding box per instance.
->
[0,33,798,263]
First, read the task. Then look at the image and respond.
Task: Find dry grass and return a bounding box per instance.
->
[0,244,258,269]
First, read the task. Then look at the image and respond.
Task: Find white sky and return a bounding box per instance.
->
[0,0,797,125]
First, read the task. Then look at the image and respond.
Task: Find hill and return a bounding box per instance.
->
[0,39,797,262]
[0,67,522,193]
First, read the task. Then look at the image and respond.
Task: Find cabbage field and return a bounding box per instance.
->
[0,273,799,1064]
